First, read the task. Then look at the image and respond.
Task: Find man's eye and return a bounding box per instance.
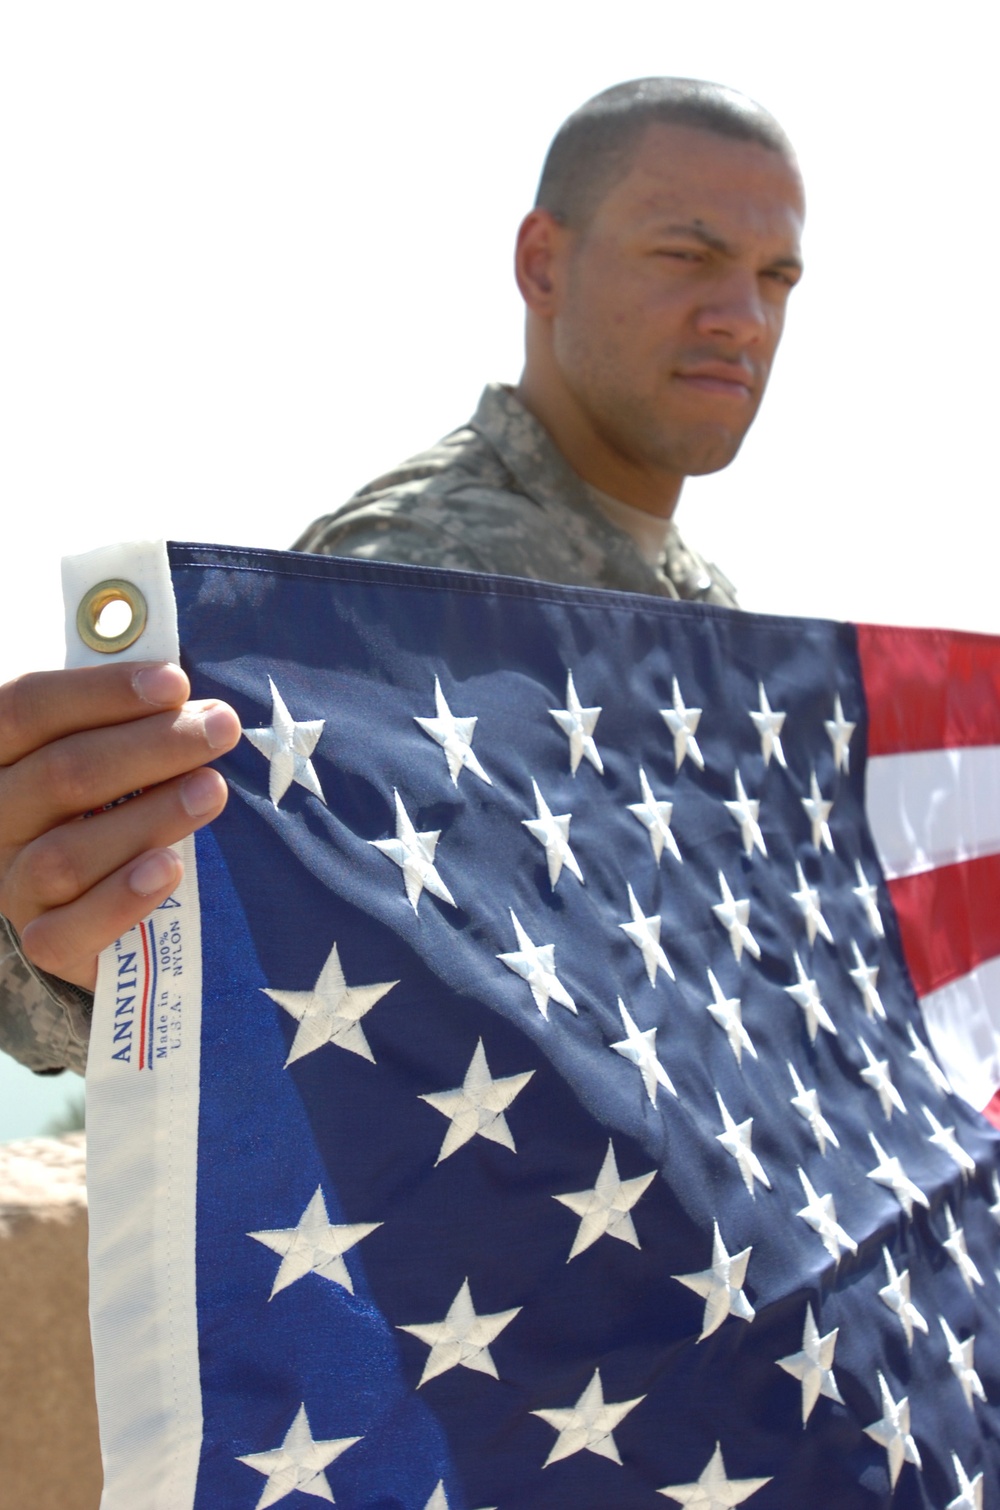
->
[762,268,799,289]
[656,249,703,262]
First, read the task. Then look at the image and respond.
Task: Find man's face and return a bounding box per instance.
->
[550,124,805,483]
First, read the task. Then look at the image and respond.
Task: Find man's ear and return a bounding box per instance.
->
[514,209,568,316]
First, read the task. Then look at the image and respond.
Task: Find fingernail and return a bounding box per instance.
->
[133,663,189,707]
[202,703,241,750]
[181,768,224,817]
[129,850,180,897]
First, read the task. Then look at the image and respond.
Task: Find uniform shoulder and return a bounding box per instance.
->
[350,421,509,501]
[292,407,535,562]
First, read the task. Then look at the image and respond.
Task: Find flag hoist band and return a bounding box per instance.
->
[67,540,1000,1510]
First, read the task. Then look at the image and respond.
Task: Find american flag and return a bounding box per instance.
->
[79,543,1000,1509]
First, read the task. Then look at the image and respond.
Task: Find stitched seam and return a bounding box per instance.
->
[167,545,816,630]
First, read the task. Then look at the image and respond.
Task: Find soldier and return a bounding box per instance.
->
[0,77,804,1072]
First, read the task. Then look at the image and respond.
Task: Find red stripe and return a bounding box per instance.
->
[887,852,1000,997]
[981,1089,1000,1130]
[857,622,1000,755]
[138,923,151,1072]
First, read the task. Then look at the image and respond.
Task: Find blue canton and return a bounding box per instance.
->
[173,544,1000,1509]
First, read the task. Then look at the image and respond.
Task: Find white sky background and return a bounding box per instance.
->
[0,2,996,1136]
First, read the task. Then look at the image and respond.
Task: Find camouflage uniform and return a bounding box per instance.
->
[295,383,739,605]
[0,382,737,1075]
[0,915,93,1074]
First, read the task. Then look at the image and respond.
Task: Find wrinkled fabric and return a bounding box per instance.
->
[0,383,738,1074]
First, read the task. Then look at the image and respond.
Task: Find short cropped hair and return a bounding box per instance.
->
[535,77,795,230]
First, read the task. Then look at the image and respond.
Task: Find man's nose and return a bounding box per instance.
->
[693,270,768,345]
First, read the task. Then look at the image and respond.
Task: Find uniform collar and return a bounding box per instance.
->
[468,383,678,596]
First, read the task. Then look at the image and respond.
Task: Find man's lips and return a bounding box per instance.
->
[673,364,755,399]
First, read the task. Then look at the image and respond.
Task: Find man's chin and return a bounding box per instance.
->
[663,428,748,478]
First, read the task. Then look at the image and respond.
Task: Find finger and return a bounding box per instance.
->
[3,766,229,928]
[18,847,186,992]
[0,662,190,765]
[1,699,241,845]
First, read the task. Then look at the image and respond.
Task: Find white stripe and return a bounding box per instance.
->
[919,956,1000,1113]
[866,745,1000,879]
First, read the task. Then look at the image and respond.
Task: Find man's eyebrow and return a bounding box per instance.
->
[655,220,804,272]
[658,221,734,256]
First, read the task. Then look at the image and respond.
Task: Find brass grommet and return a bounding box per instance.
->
[76,579,148,654]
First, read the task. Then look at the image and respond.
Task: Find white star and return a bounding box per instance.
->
[853,860,885,937]
[414,676,492,786]
[848,940,884,1019]
[422,1486,497,1510]
[497,909,576,1019]
[422,1486,496,1510]
[947,1453,985,1510]
[907,1023,951,1095]
[712,872,760,963]
[801,770,834,852]
[715,1092,771,1197]
[825,693,856,774]
[420,1039,534,1164]
[866,1135,929,1217]
[858,1038,906,1119]
[705,970,757,1066]
[248,1187,381,1299]
[549,670,603,776]
[989,1171,1000,1228]
[785,952,837,1042]
[522,779,583,888]
[942,1206,984,1290]
[749,682,787,770]
[788,1062,839,1155]
[554,1139,656,1260]
[370,789,456,912]
[723,770,767,857]
[661,676,704,772]
[237,1403,360,1508]
[263,943,398,1067]
[673,1222,755,1340]
[877,1247,927,1348]
[796,1169,857,1263]
[863,1372,922,1490]
[776,1304,843,1424]
[397,1277,521,1386]
[244,677,326,808]
[658,1441,772,1506]
[925,1107,977,1178]
[611,999,676,1104]
[790,862,834,947]
[628,767,682,864]
[941,1316,987,1410]
[532,1367,645,1468]
[620,884,674,984]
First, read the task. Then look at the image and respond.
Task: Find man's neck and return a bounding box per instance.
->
[512,372,684,521]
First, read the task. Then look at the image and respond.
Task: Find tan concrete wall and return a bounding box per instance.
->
[0,1134,101,1510]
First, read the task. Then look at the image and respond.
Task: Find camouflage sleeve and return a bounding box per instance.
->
[294,508,498,575]
[0,915,91,1075]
